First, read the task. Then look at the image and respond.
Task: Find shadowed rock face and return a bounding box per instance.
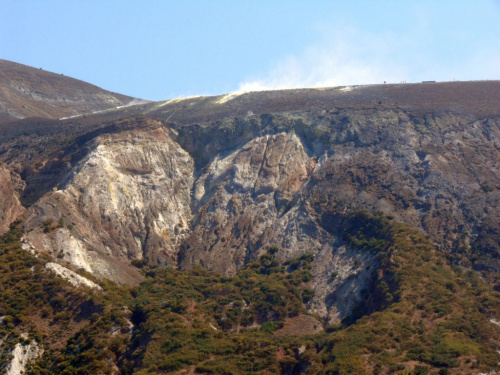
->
[0,160,25,235]
[178,131,316,274]
[1,70,499,321]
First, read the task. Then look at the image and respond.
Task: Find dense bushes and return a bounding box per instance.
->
[124,248,315,373]
[1,212,499,374]
[319,213,500,374]
[0,223,104,373]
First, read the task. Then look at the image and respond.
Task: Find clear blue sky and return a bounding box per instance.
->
[1,0,499,101]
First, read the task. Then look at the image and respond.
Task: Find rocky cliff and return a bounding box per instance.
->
[22,117,193,284]
[0,160,25,235]
[6,90,498,322]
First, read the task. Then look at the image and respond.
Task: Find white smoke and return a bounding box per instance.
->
[236,27,409,92]
[236,9,500,93]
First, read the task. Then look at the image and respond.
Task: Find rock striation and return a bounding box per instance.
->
[23,117,193,284]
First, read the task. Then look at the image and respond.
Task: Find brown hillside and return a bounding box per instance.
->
[0,59,141,124]
[136,80,500,124]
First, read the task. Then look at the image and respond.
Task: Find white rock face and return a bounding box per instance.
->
[180,132,316,274]
[24,119,194,284]
[4,340,43,375]
[45,262,102,290]
[310,245,377,324]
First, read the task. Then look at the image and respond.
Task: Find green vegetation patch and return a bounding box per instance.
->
[1,213,499,374]
[126,248,315,374]
[320,212,500,374]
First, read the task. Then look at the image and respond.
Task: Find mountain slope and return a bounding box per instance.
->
[0,59,145,124]
[8,101,497,321]
[1,215,499,375]
[0,62,499,373]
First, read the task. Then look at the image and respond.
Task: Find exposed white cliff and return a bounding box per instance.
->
[4,340,43,375]
[45,262,102,290]
[24,119,194,284]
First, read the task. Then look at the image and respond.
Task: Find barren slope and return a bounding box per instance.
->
[0,59,144,124]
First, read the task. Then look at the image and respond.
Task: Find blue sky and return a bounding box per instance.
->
[1,0,499,101]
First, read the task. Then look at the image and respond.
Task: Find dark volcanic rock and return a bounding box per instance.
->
[0,160,25,235]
